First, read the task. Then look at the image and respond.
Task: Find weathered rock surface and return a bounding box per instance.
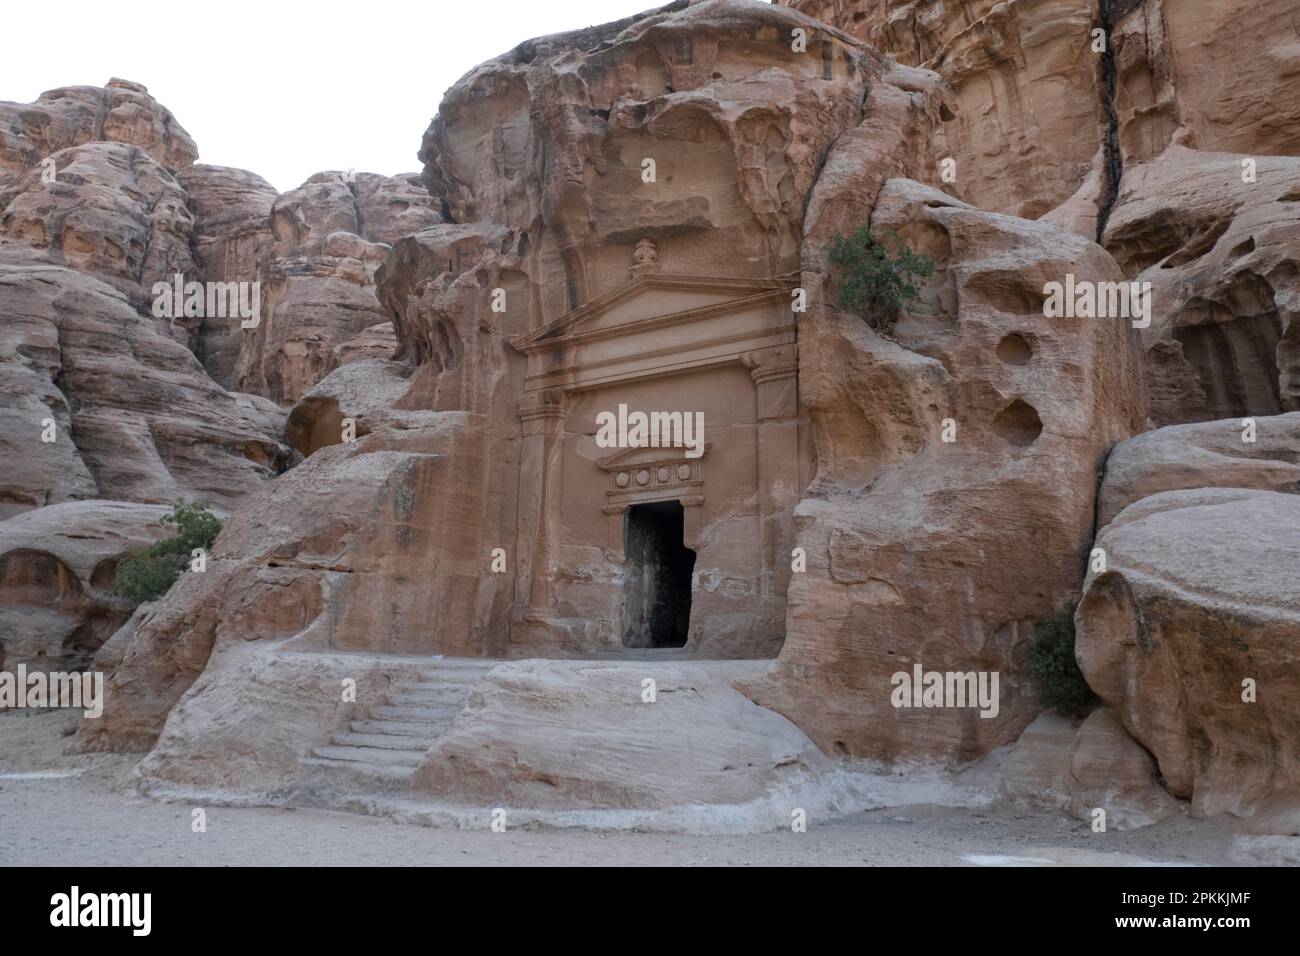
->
[0,142,196,318]
[783,0,1106,219]
[50,0,1296,829]
[233,172,440,404]
[784,0,1300,223]
[73,405,494,751]
[284,357,412,458]
[745,177,1147,764]
[1077,488,1300,819]
[1102,146,1300,425]
[412,660,829,811]
[965,707,1182,829]
[0,262,290,516]
[78,0,884,749]
[1110,0,1300,163]
[420,0,869,305]
[332,322,397,368]
[0,78,197,180]
[174,164,279,386]
[0,500,169,671]
[1098,412,1300,527]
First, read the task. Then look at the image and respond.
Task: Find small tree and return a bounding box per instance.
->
[828,226,934,333]
[1028,604,1097,718]
[111,501,222,604]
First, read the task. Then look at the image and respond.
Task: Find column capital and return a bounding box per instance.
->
[519,388,567,433]
[743,345,799,386]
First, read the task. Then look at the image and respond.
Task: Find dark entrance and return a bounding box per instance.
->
[622,500,695,648]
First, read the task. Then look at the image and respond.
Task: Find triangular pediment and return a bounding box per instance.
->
[510,274,794,353]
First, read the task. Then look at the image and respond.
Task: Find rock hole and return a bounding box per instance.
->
[991,399,1043,447]
[1228,236,1256,260]
[996,333,1033,365]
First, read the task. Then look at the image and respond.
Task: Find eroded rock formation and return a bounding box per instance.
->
[0,78,197,181]
[0,0,1291,830]
[0,263,289,516]
[0,500,169,671]
[175,164,279,385]
[1102,146,1300,425]
[232,172,441,404]
[744,177,1146,763]
[1077,488,1300,820]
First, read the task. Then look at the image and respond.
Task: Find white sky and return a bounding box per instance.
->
[0,0,713,193]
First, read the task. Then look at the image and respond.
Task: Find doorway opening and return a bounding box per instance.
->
[621,500,695,648]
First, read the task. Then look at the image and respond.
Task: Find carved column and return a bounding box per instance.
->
[745,346,800,621]
[514,388,566,622]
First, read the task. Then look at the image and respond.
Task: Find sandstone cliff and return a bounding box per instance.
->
[0,1,1294,830]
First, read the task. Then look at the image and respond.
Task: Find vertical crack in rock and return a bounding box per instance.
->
[343,176,364,240]
[1095,0,1125,241]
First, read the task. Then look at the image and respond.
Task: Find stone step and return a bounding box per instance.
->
[311,745,423,768]
[330,732,432,752]
[302,661,497,797]
[299,757,413,788]
[392,678,488,696]
[349,718,443,737]
[387,684,477,702]
[417,659,500,672]
[368,704,463,723]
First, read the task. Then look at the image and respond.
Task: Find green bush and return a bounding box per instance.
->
[828,226,934,333]
[111,501,222,604]
[1028,604,1097,718]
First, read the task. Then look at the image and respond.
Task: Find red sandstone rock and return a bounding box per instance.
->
[1077,488,1300,820]
[744,177,1146,764]
[232,172,440,404]
[1102,145,1300,425]
[0,78,197,179]
[174,164,279,386]
[0,262,290,515]
[0,500,170,671]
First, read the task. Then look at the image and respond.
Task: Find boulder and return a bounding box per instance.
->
[966,708,1182,830]
[1098,412,1300,527]
[1077,488,1300,820]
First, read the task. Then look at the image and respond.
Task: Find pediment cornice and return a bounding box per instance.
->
[509,273,797,354]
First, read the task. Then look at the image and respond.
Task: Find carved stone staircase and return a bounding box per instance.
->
[301,658,498,792]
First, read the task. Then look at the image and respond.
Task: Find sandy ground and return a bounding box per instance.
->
[0,710,1291,867]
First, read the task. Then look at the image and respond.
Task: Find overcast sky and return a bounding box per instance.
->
[0,0,707,192]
